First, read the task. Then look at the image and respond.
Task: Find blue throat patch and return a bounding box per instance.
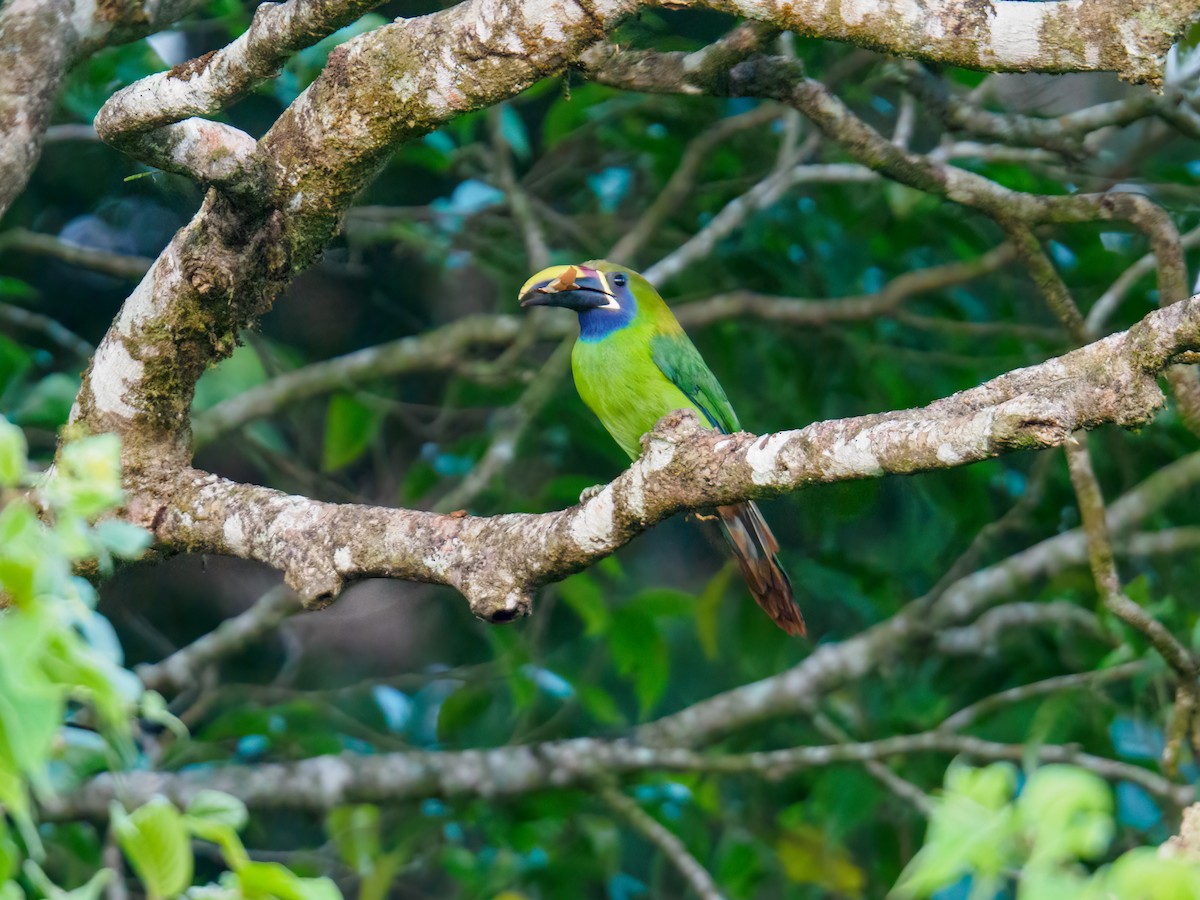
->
[577,296,636,342]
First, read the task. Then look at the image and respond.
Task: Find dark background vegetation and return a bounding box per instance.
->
[3,2,1200,896]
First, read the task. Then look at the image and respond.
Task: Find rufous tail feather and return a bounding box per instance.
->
[716,502,805,637]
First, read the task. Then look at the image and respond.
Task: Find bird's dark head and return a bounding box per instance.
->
[518,261,638,341]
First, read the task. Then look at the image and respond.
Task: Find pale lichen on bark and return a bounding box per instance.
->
[46,0,1200,622]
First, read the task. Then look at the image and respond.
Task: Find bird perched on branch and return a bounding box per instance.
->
[519,260,805,636]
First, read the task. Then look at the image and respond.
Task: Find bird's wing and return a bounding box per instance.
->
[649,332,740,433]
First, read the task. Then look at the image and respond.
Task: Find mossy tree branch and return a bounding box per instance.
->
[73,0,1200,618]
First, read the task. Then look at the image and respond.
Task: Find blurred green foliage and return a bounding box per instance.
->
[2,1,1200,897]
[897,763,1200,899]
[0,418,340,899]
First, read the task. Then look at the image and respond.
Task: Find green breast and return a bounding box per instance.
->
[572,333,711,459]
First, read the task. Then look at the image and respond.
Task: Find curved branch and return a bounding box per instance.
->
[136,585,302,695]
[0,0,205,217]
[94,0,384,185]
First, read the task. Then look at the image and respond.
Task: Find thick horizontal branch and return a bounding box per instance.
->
[141,296,1200,620]
[44,728,1191,822]
[588,45,1200,433]
[115,119,264,189]
[688,0,1200,84]
[75,0,647,463]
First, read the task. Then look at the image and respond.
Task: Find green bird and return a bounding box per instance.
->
[519,260,805,637]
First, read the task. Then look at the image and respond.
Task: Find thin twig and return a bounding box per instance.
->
[600,785,727,900]
[0,227,152,280]
[939,661,1151,732]
[0,301,92,359]
[136,584,303,694]
[812,712,933,814]
[1064,434,1200,775]
[433,338,572,512]
[1087,224,1200,335]
[611,104,783,265]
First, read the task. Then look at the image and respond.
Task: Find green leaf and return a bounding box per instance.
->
[0,819,19,881]
[113,798,194,899]
[776,824,866,897]
[11,374,79,431]
[230,861,342,900]
[436,684,493,743]
[22,859,112,900]
[577,683,624,726]
[0,616,63,788]
[322,393,382,472]
[327,805,380,876]
[139,691,188,740]
[184,816,248,873]
[192,343,269,412]
[610,606,668,717]
[558,574,610,636]
[92,521,151,560]
[628,587,693,618]
[694,565,735,660]
[0,418,26,487]
[185,791,248,831]
[0,278,36,300]
[1100,848,1200,899]
[1017,765,1113,865]
[47,434,124,520]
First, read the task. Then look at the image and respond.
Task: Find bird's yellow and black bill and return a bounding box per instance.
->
[519,264,616,311]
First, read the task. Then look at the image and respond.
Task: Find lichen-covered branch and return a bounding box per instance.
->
[1064,433,1200,774]
[137,296,1200,620]
[93,0,384,185]
[96,0,384,139]
[688,0,1200,84]
[0,0,205,217]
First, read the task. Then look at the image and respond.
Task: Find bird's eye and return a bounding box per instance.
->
[612,273,627,287]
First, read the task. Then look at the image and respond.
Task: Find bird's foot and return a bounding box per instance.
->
[579,484,605,504]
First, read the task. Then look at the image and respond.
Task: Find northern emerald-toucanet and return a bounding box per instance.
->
[519,260,805,637]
